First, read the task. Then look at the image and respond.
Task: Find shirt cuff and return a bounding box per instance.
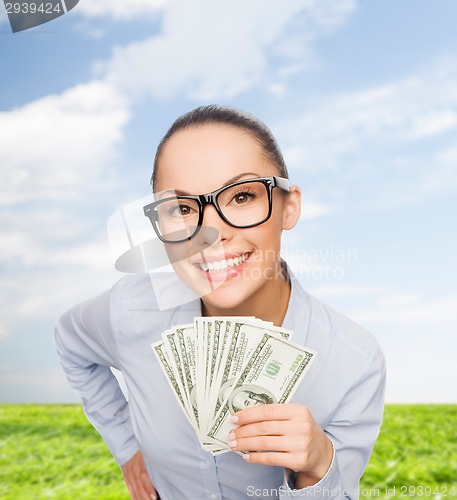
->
[115,434,141,468]
[280,439,341,498]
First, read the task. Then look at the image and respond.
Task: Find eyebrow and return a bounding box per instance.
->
[159,172,262,196]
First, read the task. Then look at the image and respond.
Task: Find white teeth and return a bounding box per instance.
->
[197,253,249,272]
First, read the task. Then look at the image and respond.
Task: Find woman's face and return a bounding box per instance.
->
[155,124,300,311]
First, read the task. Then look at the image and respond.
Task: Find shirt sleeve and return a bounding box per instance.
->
[279,342,386,499]
[53,287,139,467]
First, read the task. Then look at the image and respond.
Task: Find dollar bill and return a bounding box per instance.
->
[174,324,199,425]
[207,333,316,446]
[151,339,194,427]
[152,316,314,456]
[208,320,293,420]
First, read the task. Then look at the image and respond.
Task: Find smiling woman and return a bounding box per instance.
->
[148,109,299,319]
[54,105,386,500]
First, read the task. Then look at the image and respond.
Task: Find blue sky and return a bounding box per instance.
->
[1,0,456,403]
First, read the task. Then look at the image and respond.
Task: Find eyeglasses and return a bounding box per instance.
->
[143,176,290,243]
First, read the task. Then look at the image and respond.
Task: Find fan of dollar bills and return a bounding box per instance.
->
[152,317,316,455]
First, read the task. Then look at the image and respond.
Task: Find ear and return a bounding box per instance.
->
[282,185,301,230]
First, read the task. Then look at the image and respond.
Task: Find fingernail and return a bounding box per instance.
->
[230,415,239,423]
[228,432,236,440]
[151,495,157,500]
[242,454,250,460]
[228,439,237,448]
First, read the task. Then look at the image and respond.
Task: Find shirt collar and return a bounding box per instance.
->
[281,261,311,345]
[169,260,311,344]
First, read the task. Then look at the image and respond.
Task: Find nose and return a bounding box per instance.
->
[196,203,233,246]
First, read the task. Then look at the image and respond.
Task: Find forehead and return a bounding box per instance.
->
[155,124,276,193]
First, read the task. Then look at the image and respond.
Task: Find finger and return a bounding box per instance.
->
[124,469,147,500]
[229,435,300,453]
[139,471,158,499]
[232,403,307,425]
[136,483,157,500]
[230,419,287,440]
[135,489,150,500]
[124,474,138,500]
[124,479,136,500]
[125,479,138,500]
[242,451,295,469]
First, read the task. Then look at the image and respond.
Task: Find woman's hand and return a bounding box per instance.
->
[228,403,333,487]
[121,450,158,500]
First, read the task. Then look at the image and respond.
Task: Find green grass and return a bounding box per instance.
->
[361,405,457,498]
[1,404,456,499]
[0,405,129,499]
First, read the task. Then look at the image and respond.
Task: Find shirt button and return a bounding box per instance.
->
[206,460,212,468]
[210,494,217,500]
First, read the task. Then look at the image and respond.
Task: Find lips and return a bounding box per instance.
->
[193,252,252,273]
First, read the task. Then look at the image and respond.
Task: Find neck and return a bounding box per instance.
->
[201,263,291,327]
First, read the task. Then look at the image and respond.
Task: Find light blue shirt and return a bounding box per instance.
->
[54,264,386,499]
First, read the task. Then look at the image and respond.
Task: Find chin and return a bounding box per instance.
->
[203,271,272,310]
[200,286,255,312]
[172,252,276,311]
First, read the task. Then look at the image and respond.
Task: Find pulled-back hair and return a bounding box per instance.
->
[151,105,288,190]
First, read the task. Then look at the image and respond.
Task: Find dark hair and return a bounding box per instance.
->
[151,104,288,190]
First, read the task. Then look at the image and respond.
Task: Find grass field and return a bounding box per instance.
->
[0,404,456,499]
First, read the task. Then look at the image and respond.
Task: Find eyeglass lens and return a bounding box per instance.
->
[154,181,269,241]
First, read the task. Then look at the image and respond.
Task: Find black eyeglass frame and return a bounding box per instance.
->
[143,176,290,243]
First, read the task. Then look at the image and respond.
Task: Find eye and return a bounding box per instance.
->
[177,204,192,215]
[166,202,197,217]
[230,190,257,205]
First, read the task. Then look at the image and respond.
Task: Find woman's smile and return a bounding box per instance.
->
[155,121,301,319]
[191,250,253,283]
[193,250,252,272]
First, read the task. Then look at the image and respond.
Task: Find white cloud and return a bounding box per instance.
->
[0,219,113,270]
[0,4,8,23]
[0,372,81,403]
[267,83,287,99]
[98,0,356,100]
[323,289,457,403]
[300,200,333,219]
[2,263,118,320]
[0,320,7,339]
[385,345,457,403]
[0,80,129,205]
[277,57,457,206]
[351,295,457,324]
[310,284,387,298]
[0,80,131,348]
[0,209,120,330]
[377,294,421,308]
[0,207,120,331]
[75,0,166,20]
[405,109,457,140]
[282,71,457,171]
[0,252,119,367]
[421,144,457,194]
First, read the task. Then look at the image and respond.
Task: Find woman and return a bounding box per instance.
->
[54,105,386,499]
